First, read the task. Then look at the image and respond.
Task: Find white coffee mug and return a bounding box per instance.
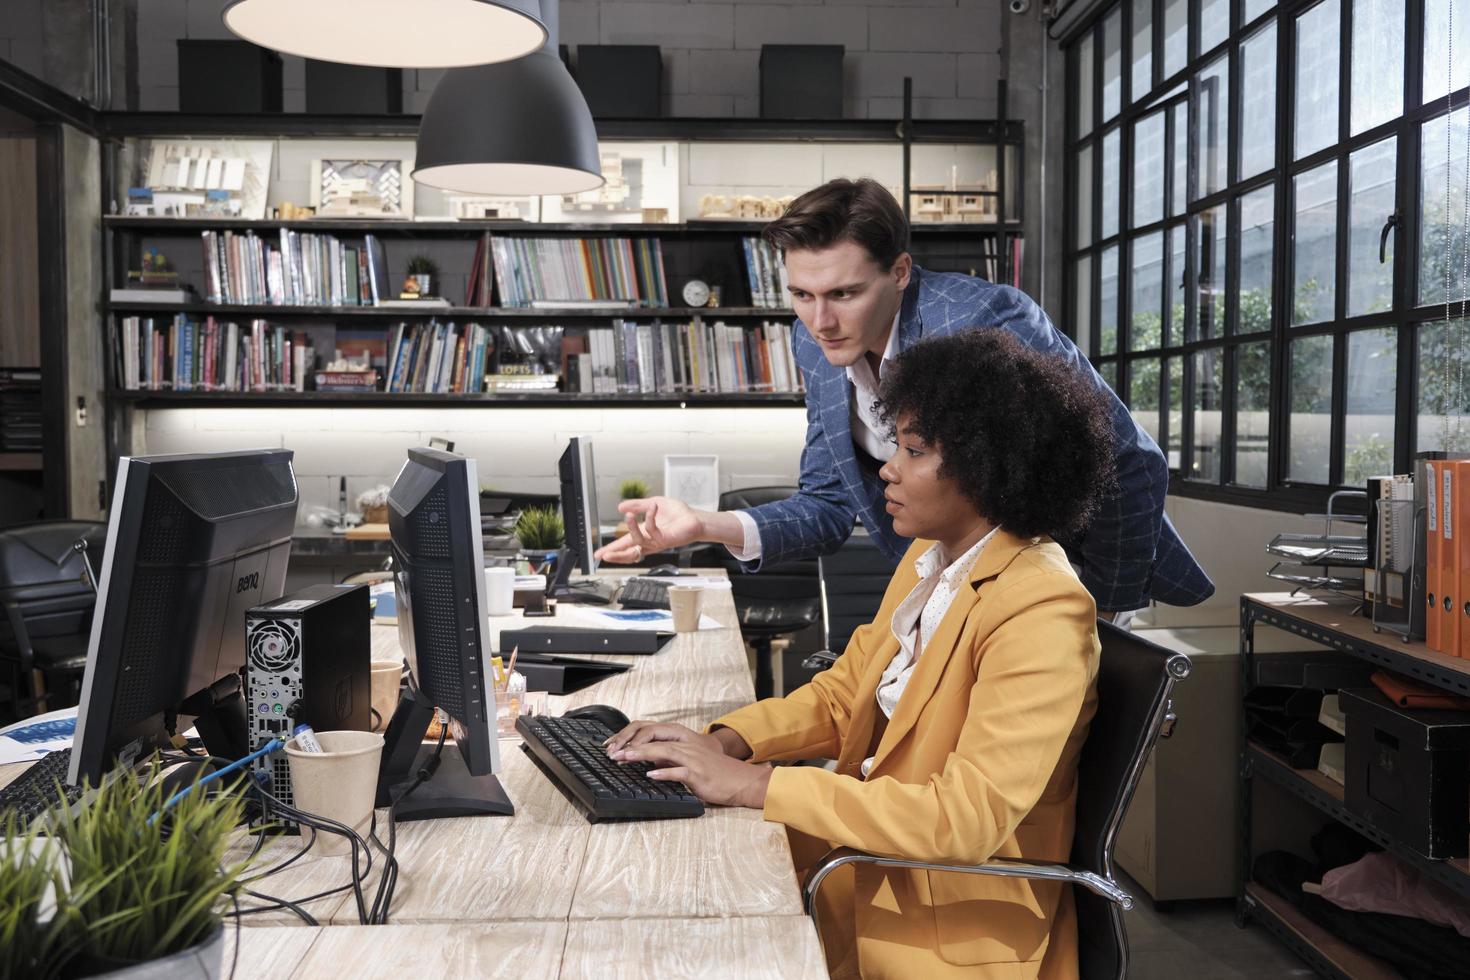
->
[484,566,515,616]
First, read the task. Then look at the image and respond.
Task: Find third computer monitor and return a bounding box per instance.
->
[558,436,600,575]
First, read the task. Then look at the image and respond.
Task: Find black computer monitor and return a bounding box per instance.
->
[559,436,600,576]
[378,447,512,819]
[70,450,299,786]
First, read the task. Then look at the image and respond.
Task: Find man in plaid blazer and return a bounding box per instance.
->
[596,178,1213,614]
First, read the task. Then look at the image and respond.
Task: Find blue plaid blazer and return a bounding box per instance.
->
[743,266,1214,611]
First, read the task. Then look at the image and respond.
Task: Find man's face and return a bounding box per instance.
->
[784,240,912,368]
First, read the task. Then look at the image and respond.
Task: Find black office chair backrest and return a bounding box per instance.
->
[717,487,819,599]
[0,521,107,641]
[817,531,897,655]
[1073,621,1190,980]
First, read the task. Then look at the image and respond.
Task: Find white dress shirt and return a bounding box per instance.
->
[727,310,903,561]
[861,529,996,777]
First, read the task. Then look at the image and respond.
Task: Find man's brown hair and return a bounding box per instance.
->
[761,177,909,269]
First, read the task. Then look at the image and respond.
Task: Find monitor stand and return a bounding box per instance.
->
[376,687,514,820]
[547,546,613,604]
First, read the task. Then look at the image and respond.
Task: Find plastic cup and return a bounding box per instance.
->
[668,585,703,632]
[369,660,403,733]
[484,566,515,616]
[284,730,384,855]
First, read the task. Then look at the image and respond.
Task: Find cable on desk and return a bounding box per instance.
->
[240,886,320,926]
[368,723,447,924]
[239,827,316,884]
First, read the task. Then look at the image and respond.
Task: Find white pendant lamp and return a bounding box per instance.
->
[412,0,604,196]
[222,0,547,69]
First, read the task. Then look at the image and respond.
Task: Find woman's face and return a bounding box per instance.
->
[878,414,981,541]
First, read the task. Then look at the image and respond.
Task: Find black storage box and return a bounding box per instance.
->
[306,61,403,114]
[177,40,282,114]
[575,45,662,118]
[1341,687,1470,858]
[760,45,843,120]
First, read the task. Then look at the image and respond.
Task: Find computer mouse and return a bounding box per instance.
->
[564,703,631,732]
[647,564,683,577]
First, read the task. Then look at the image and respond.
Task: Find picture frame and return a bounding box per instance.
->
[310,158,414,218]
[663,455,720,513]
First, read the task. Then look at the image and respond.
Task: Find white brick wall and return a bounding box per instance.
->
[141,406,808,525]
[116,0,1004,120]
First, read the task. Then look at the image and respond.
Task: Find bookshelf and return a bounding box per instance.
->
[100,117,1024,467]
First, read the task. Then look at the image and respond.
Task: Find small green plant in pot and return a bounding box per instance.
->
[403,255,439,298]
[515,505,565,555]
[618,478,650,501]
[2,761,250,979]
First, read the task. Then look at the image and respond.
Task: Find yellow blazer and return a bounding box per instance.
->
[712,531,1100,979]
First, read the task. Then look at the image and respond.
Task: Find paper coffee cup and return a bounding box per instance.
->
[484,566,515,616]
[668,585,703,632]
[284,730,384,855]
[369,660,403,733]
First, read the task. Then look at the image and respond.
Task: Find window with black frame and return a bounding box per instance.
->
[1066,0,1469,511]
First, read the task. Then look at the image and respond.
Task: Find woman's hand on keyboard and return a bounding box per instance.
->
[604,721,721,758]
[611,739,773,809]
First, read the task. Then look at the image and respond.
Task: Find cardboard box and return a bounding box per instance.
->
[177,40,282,114]
[760,45,843,120]
[1341,686,1470,858]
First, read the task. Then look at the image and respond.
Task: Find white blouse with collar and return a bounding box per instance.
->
[860,527,999,777]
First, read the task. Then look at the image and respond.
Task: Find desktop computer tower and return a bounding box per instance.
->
[245,584,372,825]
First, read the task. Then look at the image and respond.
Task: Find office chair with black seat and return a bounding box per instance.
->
[0,521,108,718]
[802,621,1191,980]
[800,529,899,677]
[717,487,821,700]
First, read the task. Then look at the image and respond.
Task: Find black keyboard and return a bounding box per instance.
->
[617,576,674,610]
[517,714,703,822]
[0,748,86,830]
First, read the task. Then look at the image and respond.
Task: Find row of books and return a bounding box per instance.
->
[117,315,314,392]
[0,368,41,452]
[742,236,790,309]
[201,230,388,307]
[384,321,499,394]
[490,237,669,308]
[565,319,803,395]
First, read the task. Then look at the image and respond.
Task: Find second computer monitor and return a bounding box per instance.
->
[387,447,499,778]
[558,436,600,575]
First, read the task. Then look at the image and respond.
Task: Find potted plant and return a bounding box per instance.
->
[403,255,438,298]
[356,485,392,524]
[514,505,565,574]
[2,762,249,979]
[618,478,650,501]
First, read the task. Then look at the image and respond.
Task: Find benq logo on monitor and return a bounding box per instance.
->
[236,572,260,595]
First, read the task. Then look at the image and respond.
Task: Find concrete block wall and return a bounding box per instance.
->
[118,0,1005,119]
[139,406,808,525]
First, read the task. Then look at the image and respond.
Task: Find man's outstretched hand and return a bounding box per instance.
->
[592,496,705,563]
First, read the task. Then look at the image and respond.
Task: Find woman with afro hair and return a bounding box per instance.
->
[606,328,1118,980]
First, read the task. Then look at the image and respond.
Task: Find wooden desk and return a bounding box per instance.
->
[5,574,826,976]
[223,917,826,978]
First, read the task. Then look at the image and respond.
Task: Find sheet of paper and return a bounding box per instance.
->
[0,705,79,764]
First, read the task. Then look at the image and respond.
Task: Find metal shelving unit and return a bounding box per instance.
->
[1238,593,1470,978]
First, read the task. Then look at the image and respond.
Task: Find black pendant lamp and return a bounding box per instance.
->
[222,0,547,69]
[412,0,603,196]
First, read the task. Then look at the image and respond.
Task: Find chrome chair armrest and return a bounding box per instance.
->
[801,650,838,671]
[802,847,1134,916]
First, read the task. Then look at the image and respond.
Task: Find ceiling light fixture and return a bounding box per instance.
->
[222,0,547,69]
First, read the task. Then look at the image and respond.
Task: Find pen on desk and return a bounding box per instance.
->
[506,645,519,679]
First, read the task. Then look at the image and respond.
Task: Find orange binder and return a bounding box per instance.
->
[1457,461,1470,658]
[1427,462,1443,652]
